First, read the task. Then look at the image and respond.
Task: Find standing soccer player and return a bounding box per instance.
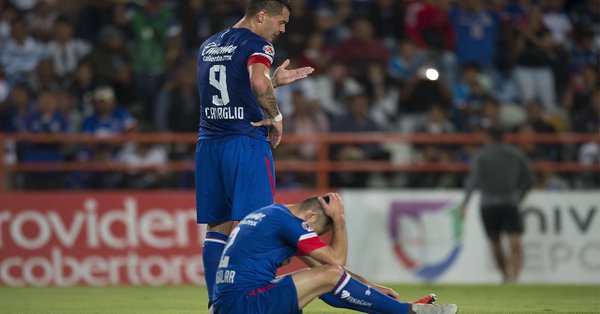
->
[460,127,535,283]
[195,0,314,308]
[212,193,458,314]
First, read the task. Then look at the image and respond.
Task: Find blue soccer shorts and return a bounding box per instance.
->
[213,275,301,314]
[195,135,275,224]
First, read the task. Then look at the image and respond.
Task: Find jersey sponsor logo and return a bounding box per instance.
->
[263,45,274,56]
[239,213,266,227]
[302,222,313,232]
[340,290,373,307]
[201,42,238,62]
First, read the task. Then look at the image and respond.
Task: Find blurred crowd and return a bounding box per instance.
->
[0,0,598,190]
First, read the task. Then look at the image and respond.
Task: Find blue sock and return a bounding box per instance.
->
[202,232,228,304]
[321,272,411,314]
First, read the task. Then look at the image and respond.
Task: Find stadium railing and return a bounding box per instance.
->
[0,132,598,191]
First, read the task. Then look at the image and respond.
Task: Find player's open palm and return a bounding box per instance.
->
[272,59,314,87]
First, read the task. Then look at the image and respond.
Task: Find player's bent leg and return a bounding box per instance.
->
[294,266,415,314]
[203,221,235,306]
[292,265,344,308]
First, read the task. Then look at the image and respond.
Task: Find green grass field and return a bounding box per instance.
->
[1,284,598,313]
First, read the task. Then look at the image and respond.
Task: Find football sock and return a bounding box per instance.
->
[320,272,411,314]
[202,232,228,304]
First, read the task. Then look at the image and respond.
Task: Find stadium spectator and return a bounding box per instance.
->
[74,1,113,42]
[398,65,453,133]
[367,0,405,48]
[88,25,135,109]
[153,58,199,132]
[30,57,59,93]
[451,62,493,130]
[0,4,19,45]
[298,31,334,75]
[571,88,600,134]
[46,15,92,80]
[81,86,136,136]
[330,93,388,188]
[314,60,363,117]
[174,0,211,50]
[460,127,535,283]
[541,0,573,47]
[561,64,599,126]
[449,0,499,71]
[387,38,427,84]
[569,0,600,47]
[66,60,98,118]
[129,0,176,120]
[570,27,599,74]
[117,141,169,189]
[0,83,31,133]
[333,17,391,76]
[313,0,352,46]
[512,7,557,108]
[24,0,58,42]
[278,0,318,58]
[360,62,400,131]
[0,17,47,85]
[21,89,69,188]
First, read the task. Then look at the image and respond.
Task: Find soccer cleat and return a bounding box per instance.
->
[412,293,437,304]
[411,303,458,314]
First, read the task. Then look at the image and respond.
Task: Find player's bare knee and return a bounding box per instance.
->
[321,264,345,285]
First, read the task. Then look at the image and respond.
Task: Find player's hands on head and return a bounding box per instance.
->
[251,119,283,148]
[318,192,344,220]
[271,59,314,88]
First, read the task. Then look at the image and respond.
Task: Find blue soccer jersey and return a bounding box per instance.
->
[197,27,275,141]
[213,204,327,296]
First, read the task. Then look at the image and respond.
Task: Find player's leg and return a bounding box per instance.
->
[203,221,234,306]
[292,265,414,314]
[481,206,508,282]
[229,136,275,221]
[505,204,524,283]
[196,139,234,306]
[507,233,523,283]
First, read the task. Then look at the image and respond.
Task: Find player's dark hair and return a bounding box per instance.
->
[486,126,505,143]
[300,196,333,231]
[246,0,291,17]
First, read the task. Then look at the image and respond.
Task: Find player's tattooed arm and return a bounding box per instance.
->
[249,63,281,118]
[249,63,284,148]
[253,83,280,118]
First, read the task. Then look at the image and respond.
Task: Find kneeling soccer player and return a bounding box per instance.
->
[212,193,458,314]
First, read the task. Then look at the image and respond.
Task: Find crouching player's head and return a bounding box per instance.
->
[297,195,334,235]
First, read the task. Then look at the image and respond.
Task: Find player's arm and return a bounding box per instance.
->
[248,62,283,148]
[307,193,348,266]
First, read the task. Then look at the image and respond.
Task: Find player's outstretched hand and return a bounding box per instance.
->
[271,59,314,88]
[251,119,283,148]
[373,284,400,300]
[319,192,344,220]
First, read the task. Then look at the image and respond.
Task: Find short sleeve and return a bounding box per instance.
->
[245,37,275,69]
[280,215,327,256]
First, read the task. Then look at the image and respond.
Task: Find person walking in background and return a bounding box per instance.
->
[194,0,314,309]
[460,127,535,283]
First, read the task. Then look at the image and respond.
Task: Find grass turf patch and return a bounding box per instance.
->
[0,284,598,313]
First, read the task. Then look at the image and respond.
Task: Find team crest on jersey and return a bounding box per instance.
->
[263,45,275,56]
[302,222,313,231]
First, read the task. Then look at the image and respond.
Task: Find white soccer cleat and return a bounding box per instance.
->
[411,303,458,314]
